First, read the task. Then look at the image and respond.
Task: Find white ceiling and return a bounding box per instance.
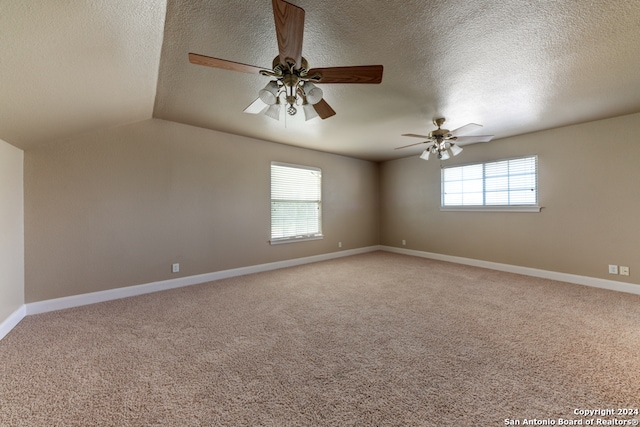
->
[3,0,640,161]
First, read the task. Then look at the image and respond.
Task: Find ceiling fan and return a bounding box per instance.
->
[188,0,384,121]
[395,118,495,160]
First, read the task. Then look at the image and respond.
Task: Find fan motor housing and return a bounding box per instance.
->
[430,128,452,138]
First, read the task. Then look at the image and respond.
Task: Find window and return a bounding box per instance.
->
[441,155,539,212]
[270,162,323,243]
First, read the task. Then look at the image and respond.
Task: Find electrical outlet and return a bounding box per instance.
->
[172,263,180,273]
[608,265,618,275]
[620,266,630,276]
[338,242,342,248]
[402,240,406,246]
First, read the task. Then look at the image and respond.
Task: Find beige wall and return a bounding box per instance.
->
[24,119,379,302]
[380,112,640,286]
[21,112,640,304]
[0,139,24,321]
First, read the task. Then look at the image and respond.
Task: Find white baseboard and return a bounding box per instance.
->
[381,246,640,296]
[25,246,382,316]
[0,305,26,341]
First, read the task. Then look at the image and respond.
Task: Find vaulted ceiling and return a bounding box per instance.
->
[2,0,640,161]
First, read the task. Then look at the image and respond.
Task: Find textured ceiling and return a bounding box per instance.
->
[0,0,167,151]
[3,0,640,161]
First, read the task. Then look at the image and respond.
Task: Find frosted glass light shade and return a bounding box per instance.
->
[450,143,463,156]
[439,149,450,160]
[419,149,430,160]
[303,103,318,121]
[264,102,281,120]
[302,82,323,105]
[259,81,279,105]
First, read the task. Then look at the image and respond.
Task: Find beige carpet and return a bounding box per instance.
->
[1,252,639,426]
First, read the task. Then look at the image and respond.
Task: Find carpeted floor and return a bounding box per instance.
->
[1,251,639,426]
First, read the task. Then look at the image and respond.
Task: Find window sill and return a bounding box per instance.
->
[270,235,324,245]
[440,206,542,213]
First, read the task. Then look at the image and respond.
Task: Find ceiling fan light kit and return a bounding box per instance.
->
[420,141,460,161]
[188,0,383,121]
[258,56,324,119]
[255,69,325,120]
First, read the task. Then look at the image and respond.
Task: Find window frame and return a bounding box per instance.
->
[440,155,541,212]
[270,161,323,244]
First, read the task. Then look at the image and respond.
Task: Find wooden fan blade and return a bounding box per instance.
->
[188,53,266,74]
[401,133,430,139]
[450,123,482,136]
[453,135,495,145]
[313,99,336,119]
[395,141,429,150]
[272,0,305,67]
[308,65,383,84]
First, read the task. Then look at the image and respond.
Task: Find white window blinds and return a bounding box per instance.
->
[442,156,538,208]
[270,162,322,243]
